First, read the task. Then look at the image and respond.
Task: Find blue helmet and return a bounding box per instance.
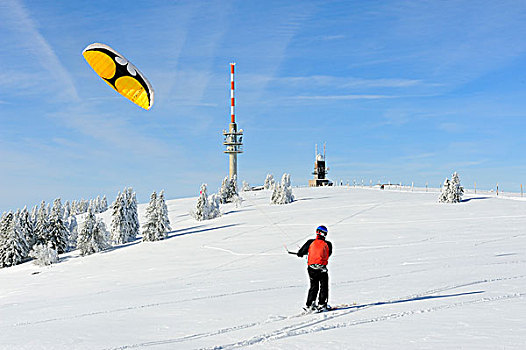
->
[316,225,328,236]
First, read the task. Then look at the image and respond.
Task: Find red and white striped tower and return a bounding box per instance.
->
[231,63,235,123]
[223,62,243,183]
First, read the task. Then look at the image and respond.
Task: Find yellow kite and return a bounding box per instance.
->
[82,43,154,110]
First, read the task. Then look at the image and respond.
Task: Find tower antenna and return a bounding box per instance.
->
[223,63,243,183]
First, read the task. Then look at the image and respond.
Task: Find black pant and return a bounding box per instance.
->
[306,266,329,306]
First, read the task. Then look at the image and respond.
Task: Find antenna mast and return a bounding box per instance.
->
[223,63,243,182]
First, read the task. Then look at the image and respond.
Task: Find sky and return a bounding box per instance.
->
[1,0,526,212]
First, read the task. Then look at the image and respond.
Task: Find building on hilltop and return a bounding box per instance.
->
[309,143,333,187]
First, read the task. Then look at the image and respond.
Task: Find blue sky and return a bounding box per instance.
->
[1,0,526,212]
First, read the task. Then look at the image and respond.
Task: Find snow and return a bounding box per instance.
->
[1,187,525,349]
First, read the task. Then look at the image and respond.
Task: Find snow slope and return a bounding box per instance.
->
[1,187,525,349]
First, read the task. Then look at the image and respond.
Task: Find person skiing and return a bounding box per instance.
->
[296,225,332,311]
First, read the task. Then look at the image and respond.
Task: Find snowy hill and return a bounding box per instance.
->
[1,187,525,349]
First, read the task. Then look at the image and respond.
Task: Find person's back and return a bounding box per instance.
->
[307,238,330,266]
[296,225,332,311]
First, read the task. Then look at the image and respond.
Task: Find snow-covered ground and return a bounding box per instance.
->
[1,186,525,349]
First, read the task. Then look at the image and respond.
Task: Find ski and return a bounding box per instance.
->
[325,302,358,311]
[300,302,357,315]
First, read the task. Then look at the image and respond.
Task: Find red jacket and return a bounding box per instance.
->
[297,236,332,266]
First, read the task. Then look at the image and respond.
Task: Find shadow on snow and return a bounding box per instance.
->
[98,224,240,254]
[166,223,239,239]
[461,197,491,202]
[334,290,485,311]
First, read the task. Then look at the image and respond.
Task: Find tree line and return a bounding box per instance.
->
[0,188,171,268]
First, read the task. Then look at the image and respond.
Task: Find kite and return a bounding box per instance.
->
[82,43,154,110]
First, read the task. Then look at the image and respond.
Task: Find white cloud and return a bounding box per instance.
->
[1,0,79,101]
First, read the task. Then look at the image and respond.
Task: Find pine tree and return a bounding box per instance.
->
[30,205,38,225]
[95,196,101,213]
[142,190,171,242]
[194,184,210,221]
[451,172,464,202]
[66,215,78,250]
[193,185,221,221]
[34,201,49,246]
[280,173,294,204]
[142,191,158,241]
[63,200,71,219]
[20,206,36,250]
[218,175,238,203]
[78,208,109,256]
[439,172,464,203]
[241,181,250,192]
[29,244,58,266]
[229,174,238,200]
[156,190,171,239]
[439,178,451,203]
[101,195,108,212]
[207,193,221,220]
[126,188,139,242]
[92,217,110,252]
[47,199,69,254]
[264,174,275,190]
[110,192,127,245]
[70,201,77,215]
[271,182,281,204]
[218,177,230,204]
[271,173,294,204]
[0,211,30,268]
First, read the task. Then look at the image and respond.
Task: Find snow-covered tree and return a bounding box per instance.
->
[63,201,71,219]
[157,190,171,237]
[125,188,139,242]
[218,175,238,204]
[30,205,38,226]
[439,172,464,203]
[208,193,221,220]
[77,208,109,256]
[438,178,451,203]
[451,172,464,200]
[101,195,108,212]
[29,243,58,266]
[47,199,69,254]
[271,173,294,205]
[218,177,229,203]
[34,201,49,246]
[142,192,158,241]
[242,181,251,192]
[143,190,172,242]
[65,215,78,250]
[19,206,36,249]
[110,188,139,244]
[193,184,209,221]
[192,184,221,221]
[230,175,238,200]
[110,192,127,245]
[0,211,30,268]
[264,174,275,190]
[70,201,78,215]
[96,197,101,212]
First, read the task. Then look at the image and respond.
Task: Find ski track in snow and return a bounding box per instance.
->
[202,245,283,256]
[0,272,411,329]
[203,293,525,350]
[103,275,525,350]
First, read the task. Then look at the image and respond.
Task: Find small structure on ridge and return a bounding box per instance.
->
[309,143,333,187]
